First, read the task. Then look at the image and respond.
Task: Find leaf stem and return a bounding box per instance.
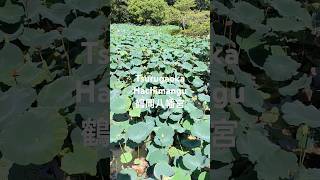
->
[61,37,72,75]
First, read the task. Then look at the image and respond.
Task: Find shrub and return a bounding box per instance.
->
[181,10,210,37]
[111,0,130,23]
[127,0,169,25]
[164,6,182,25]
[173,0,196,11]
[167,10,210,37]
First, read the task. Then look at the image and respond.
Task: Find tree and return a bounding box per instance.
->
[127,0,169,25]
[111,0,130,23]
[173,0,196,29]
[173,0,196,11]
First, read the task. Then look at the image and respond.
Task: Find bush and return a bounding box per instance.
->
[127,0,169,25]
[167,10,210,37]
[181,10,210,37]
[111,0,130,23]
[173,0,196,11]
[164,6,182,25]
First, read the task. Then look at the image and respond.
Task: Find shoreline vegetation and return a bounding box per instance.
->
[111,0,210,37]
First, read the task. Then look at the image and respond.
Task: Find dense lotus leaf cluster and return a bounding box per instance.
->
[213,0,320,179]
[0,0,109,178]
[110,24,210,179]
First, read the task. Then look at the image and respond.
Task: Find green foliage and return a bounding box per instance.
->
[213,0,320,179]
[174,0,196,11]
[111,0,209,37]
[179,10,210,37]
[111,0,130,23]
[127,0,169,24]
[0,0,109,178]
[110,24,209,179]
[164,6,182,24]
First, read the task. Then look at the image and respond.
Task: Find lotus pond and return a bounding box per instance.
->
[110,24,210,179]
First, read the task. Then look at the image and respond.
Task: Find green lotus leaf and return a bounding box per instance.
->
[19,28,60,49]
[110,124,125,143]
[169,113,182,122]
[0,86,36,128]
[198,171,209,180]
[191,120,210,142]
[40,3,72,26]
[129,107,141,117]
[212,164,232,180]
[270,0,312,28]
[147,149,169,165]
[168,146,187,158]
[70,127,83,144]
[230,1,264,28]
[110,75,126,89]
[171,167,191,180]
[61,143,99,176]
[267,17,306,32]
[117,168,138,180]
[184,103,204,120]
[154,126,175,147]
[212,147,234,163]
[296,168,320,180]
[182,153,206,171]
[0,43,24,84]
[229,103,256,129]
[76,79,108,119]
[263,55,300,81]
[242,86,264,112]
[256,149,298,180]
[0,0,24,24]
[212,1,230,16]
[279,74,311,96]
[73,63,106,82]
[111,95,131,114]
[38,76,76,108]
[237,33,264,51]
[153,162,175,179]
[282,101,320,128]
[192,77,204,88]
[260,107,279,123]
[120,152,133,164]
[212,35,235,47]
[14,61,50,87]
[198,93,210,102]
[0,108,68,165]
[127,122,150,143]
[63,16,107,41]
[18,0,42,22]
[236,129,279,163]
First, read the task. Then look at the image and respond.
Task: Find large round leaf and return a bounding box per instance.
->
[154,126,175,147]
[111,95,131,114]
[153,162,175,179]
[38,76,76,108]
[0,1,24,24]
[127,122,149,143]
[282,101,320,128]
[0,108,68,165]
[0,43,24,85]
[0,86,36,128]
[263,55,300,81]
[61,144,99,176]
[191,120,210,142]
